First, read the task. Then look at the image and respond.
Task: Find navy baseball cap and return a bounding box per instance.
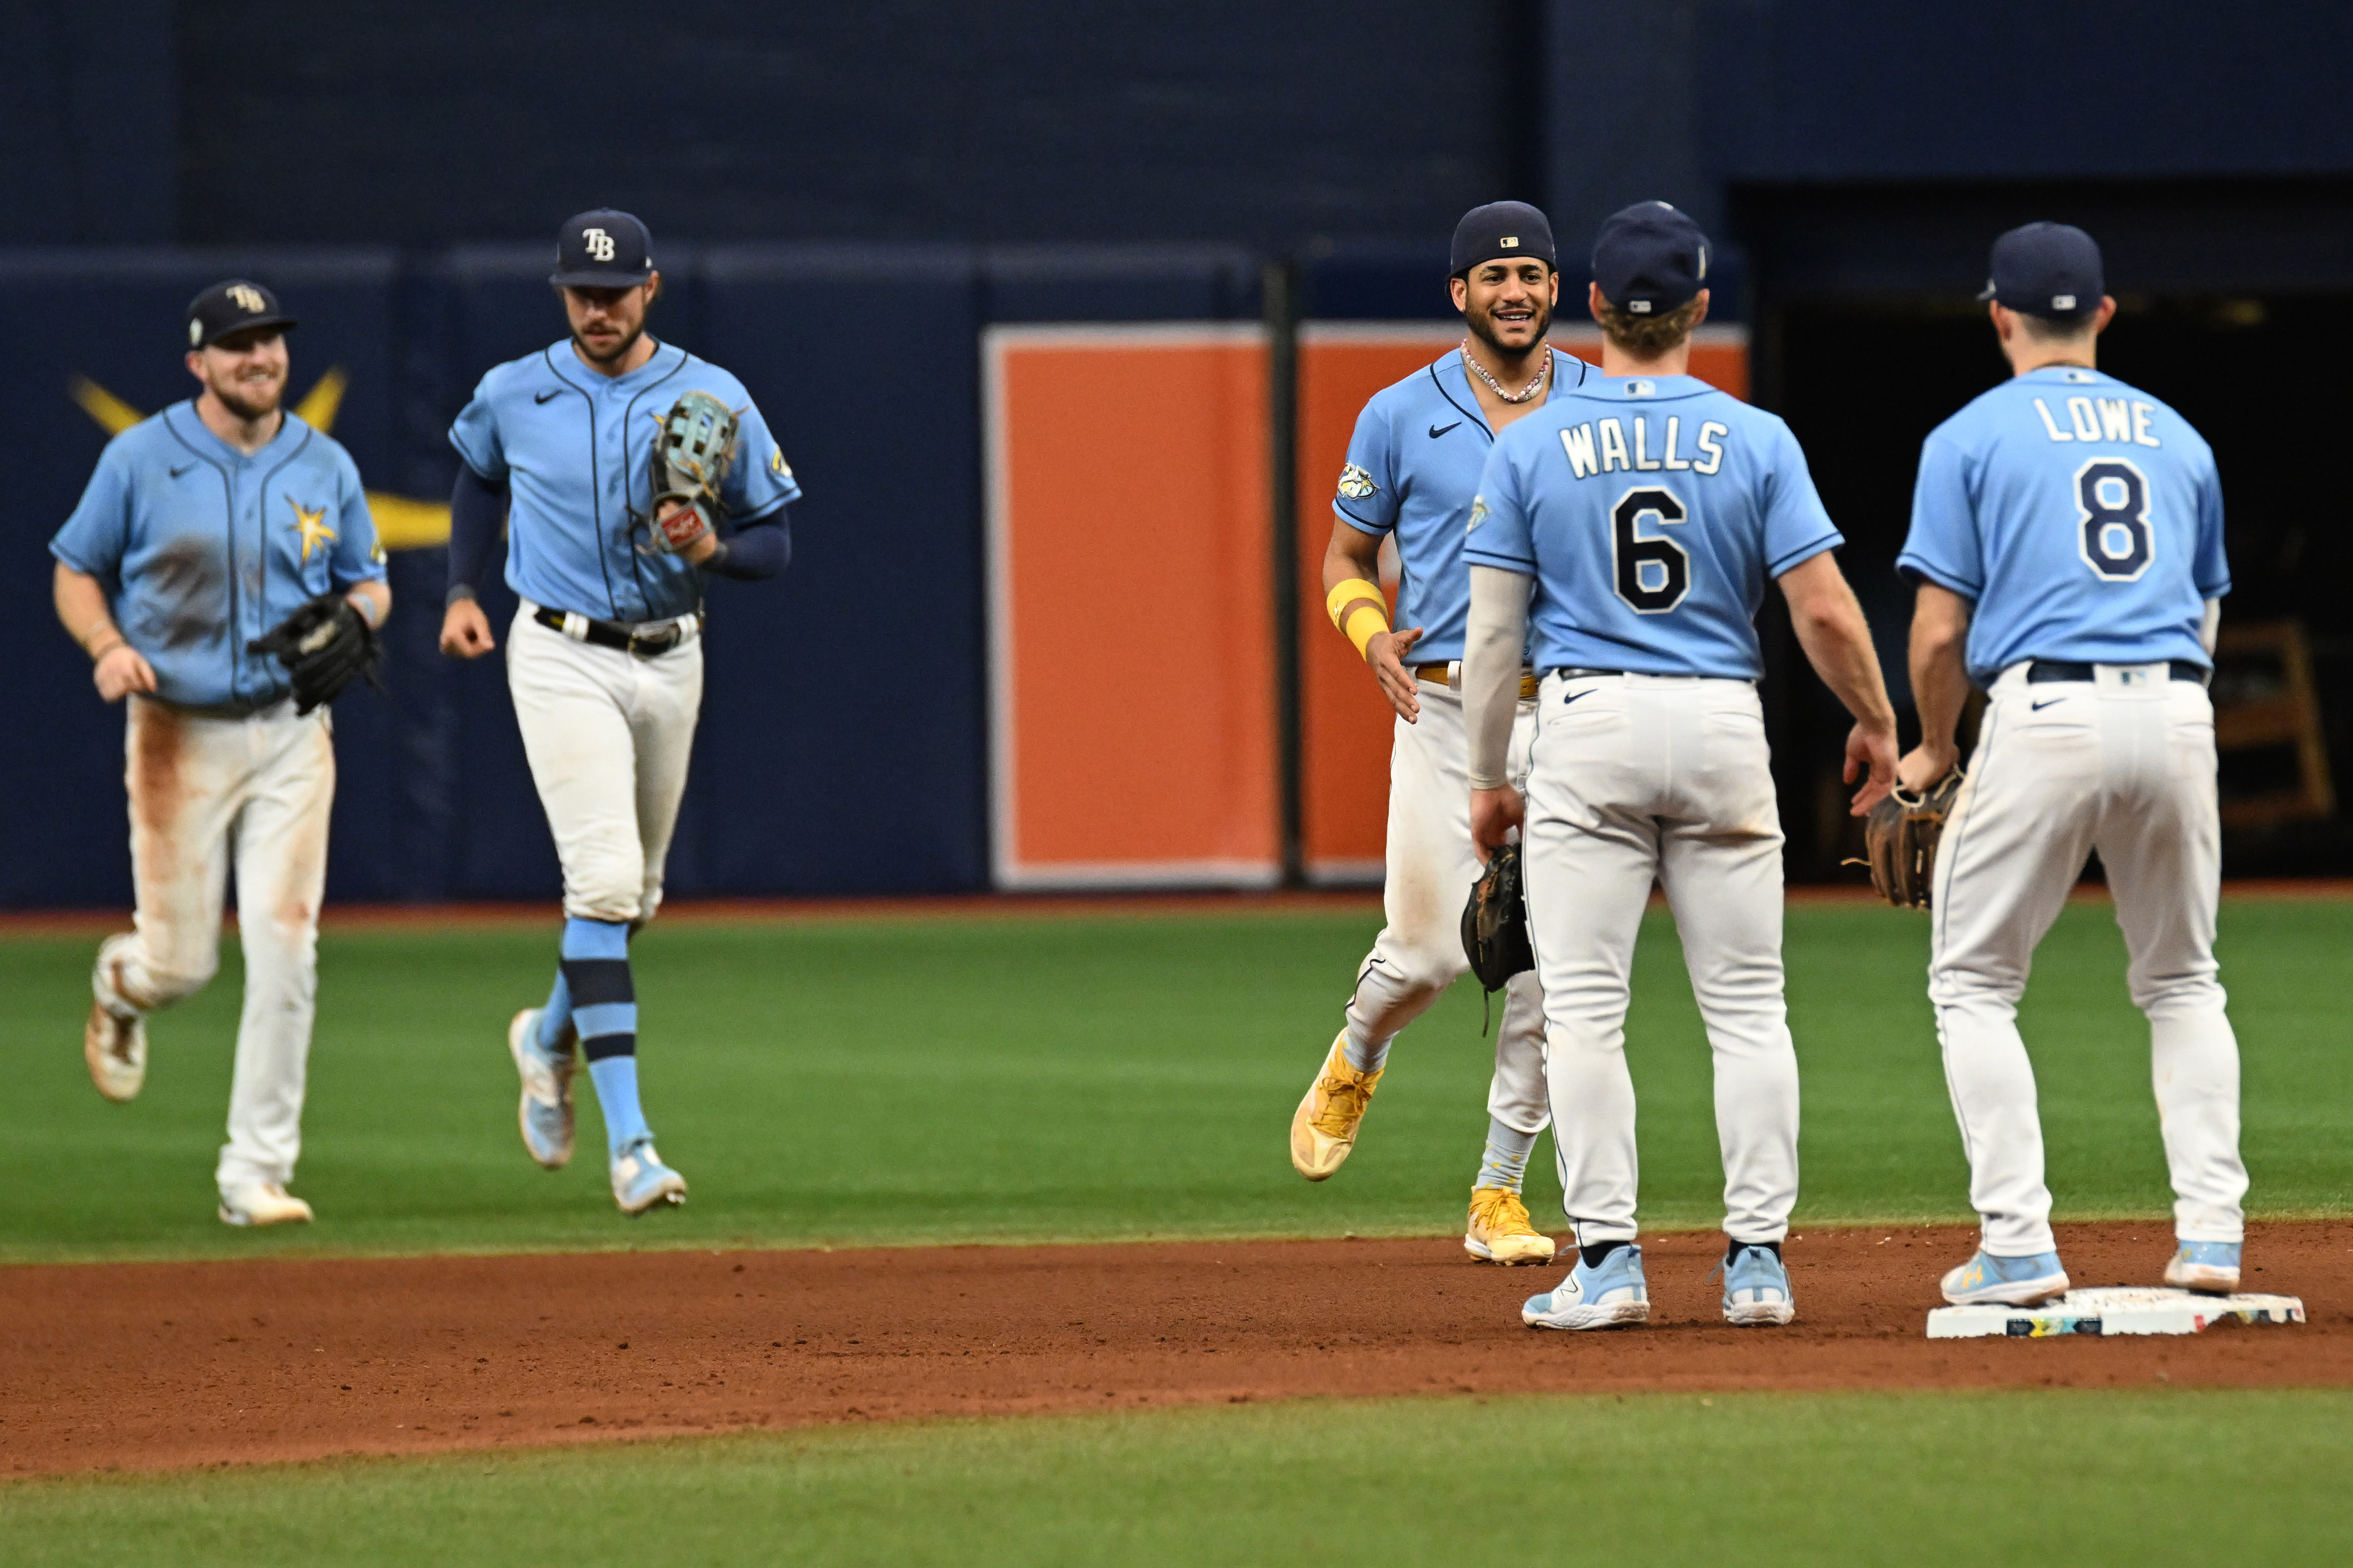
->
[1591,201,1710,316]
[1978,222,2104,319]
[1450,201,1556,276]
[186,279,296,349]
[551,209,655,287]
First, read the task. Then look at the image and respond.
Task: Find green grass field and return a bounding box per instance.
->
[7,896,2348,1560]
[7,1389,2350,1567]
[2,897,2346,1262]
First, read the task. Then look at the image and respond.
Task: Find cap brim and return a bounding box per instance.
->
[549,268,653,287]
[202,315,298,345]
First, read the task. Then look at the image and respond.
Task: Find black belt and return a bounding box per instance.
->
[534,606,699,657]
[1550,667,1628,680]
[2026,659,2205,684]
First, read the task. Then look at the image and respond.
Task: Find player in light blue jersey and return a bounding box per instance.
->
[438,211,799,1216]
[1894,223,2249,1308]
[1460,203,1899,1330]
[1292,203,1596,1268]
[51,279,391,1227]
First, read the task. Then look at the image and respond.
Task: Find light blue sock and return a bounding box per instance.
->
[587,1056,651,1159]
[1476,1118,1539,1193]
[537,969,573,1051]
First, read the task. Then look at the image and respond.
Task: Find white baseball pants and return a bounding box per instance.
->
[1343,681,1548,1137]
[96,695,336,1190]
[1930,662,2246,1256]
[508,605,703,925]
[1520,672,1799,1245]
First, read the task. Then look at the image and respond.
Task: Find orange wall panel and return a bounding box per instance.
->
[986,325,1278,887]
[1294,324,1749,882]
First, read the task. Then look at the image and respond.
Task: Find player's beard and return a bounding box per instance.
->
[573,321,646,369]
[1466,296,1553,371]
[208,372,284,423]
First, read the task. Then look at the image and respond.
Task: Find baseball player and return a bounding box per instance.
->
[1462,202,1899,1329]
[439,210,797,1216]
[1291,201,1594,1266]
[50,280,391,1227]
[1896,223,2247,1306]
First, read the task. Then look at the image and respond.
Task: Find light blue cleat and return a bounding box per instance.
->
[1719,1243,1796,1325]
[507,1007,578,1170]
[2164,1240,2242,1295]
[1523,1243,1649,1330]
[611,1136,688,1216]
[1940,1248,2069,1306]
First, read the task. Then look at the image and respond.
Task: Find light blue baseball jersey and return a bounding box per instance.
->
[1897,366,2227,685]
[449,340,799,624]
[1335,347,1594,663]
[1465,374,1841,679]
[51,404,383,711]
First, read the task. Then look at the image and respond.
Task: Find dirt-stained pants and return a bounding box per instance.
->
[95,695,336,1190]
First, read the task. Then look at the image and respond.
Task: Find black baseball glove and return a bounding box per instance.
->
[1856,768,1967,909]
[1461,842,1536,993]
[249,593,383,715]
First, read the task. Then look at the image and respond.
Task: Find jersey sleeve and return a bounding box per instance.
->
[723,401,801,523]
[2191,457,2229,600]
[448,374,508,481]
[1759,419,1843,576]
[49,440,135,578]
[1332,399,1401,536]
[328,449,388,586]
[1896,430,1984,598]
[1462,436,1536,573]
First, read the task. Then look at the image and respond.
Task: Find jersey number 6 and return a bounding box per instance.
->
[2075,458,2154,582]
[1612,486,1691,613]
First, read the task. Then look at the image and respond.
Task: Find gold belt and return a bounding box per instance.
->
[1416,663,1539,700]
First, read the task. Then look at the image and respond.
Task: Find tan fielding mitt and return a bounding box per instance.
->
[1858,769,1966,909]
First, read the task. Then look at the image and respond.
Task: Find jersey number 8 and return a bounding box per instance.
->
[2075,458,2154,583]
[1612,486,1691,613]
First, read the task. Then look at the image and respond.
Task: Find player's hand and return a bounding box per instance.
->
[1844,721,1900,816]
[1896,741,1959,798]
[1366,626,1424,722]
[439,597,497,659]
[92,644,157,703]
[1470,784,1523,866]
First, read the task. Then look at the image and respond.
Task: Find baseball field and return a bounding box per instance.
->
[4,892,2350,1564]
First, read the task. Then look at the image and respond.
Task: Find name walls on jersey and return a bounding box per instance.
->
[2031,394,2164,448]
[69,370,453,550]
[1556,414,1731,481]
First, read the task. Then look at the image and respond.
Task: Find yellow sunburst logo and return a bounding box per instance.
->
[290,498,336,562]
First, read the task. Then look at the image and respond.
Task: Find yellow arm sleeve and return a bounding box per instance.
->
[1325,577,1391,658]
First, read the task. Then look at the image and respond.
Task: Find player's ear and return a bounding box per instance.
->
[1545,267,1560,305]
[1688,288,1710,330]
[2091,296,2117,336]
[1587,280,1607,325]
[185,349,207,384]
[643,271,662,308]
[1449,274,1469,314]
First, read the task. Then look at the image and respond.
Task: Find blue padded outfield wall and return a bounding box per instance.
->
[0,244,1261,907]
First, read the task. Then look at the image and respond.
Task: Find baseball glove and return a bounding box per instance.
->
[643,390,739,555]
[249,593,383,715]
[1857,769,1967,909]
[1461,842,1536,994]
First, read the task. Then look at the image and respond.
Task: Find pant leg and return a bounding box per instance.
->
[623,636,705,927]
[1486,696,1550,1135]
[1655,683,1799,1244]
[2092,678,2246,1244]
[1342,690,1476,1060]
[216,707,335,1189]
[509,609,649,924]
[1521,675,1661,1244]
[1928,674,2101,1257]
[104,698,237,1013]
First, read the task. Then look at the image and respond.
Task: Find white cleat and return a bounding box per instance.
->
[611,1137,687,1216]
[508,1007,578,1170]
[84,999,147,1104]
[219,1181,315,1227]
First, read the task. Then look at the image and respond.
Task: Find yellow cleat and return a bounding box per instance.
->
[1290,1033,1383,1180]
[1465,1186,1557,1265]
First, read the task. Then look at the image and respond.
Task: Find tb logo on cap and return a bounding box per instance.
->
[583,227,615,262]
[228,284,266,313]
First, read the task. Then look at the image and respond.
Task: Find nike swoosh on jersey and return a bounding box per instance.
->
[168,463,196,478]
[1428,421,1461,439]
[535,390,562,404]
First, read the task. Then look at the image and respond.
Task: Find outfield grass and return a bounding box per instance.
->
[1,897,2346,1262]
[5,1388,2349,1566]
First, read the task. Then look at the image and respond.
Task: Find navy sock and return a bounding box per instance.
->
[558,918,648,1157]
[1580,1240,1629,1269]
[1726,1239,1783,1263]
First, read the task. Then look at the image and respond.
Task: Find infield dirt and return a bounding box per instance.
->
[6,1219,2345,1477]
